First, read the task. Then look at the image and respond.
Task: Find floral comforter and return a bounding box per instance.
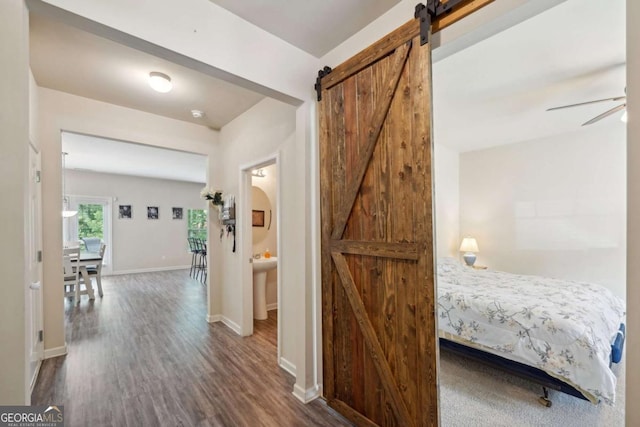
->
[437,258,626,404]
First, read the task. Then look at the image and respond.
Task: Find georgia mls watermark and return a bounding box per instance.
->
[0,405,64,427]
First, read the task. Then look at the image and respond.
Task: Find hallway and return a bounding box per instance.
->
[32,270,349,426]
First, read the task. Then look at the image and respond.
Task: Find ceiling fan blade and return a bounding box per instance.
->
[582,104,626,126]
[547,96,626,111]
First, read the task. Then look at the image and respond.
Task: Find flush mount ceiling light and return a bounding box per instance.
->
[148,71,172,93]
[191,109,205,119]
[251,169,266,178]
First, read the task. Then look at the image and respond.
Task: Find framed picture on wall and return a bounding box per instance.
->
[252,209,265,227]
[147,206,159,220]
[119,205,132,219]
[172,207,183,220]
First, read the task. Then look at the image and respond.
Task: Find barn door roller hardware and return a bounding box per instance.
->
[415,0,466,45]
[314,66,333,101]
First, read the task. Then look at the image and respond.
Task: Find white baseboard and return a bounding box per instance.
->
[44,344,67,359]
[107,265,191,276]
[266,302,278,311]
[292,383,321,404]
[29,361,42,395]
[221,316,242,335]
[279,357,296,377]
[206,314,221,323]
[208,315,242,335]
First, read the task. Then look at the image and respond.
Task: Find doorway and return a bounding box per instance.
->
[240,154,282,366]
[67,195,113,275]
[26,142,44,401]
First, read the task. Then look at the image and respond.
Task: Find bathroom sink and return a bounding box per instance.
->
[252,257,277,273]
[252,257,277,320]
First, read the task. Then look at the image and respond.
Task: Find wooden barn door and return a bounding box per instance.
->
[318,3,492,425]
[318,23,437,427]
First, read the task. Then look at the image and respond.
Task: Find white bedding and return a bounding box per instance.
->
[437,258,626,404]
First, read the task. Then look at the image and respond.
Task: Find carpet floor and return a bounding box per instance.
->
[439,348,625,426]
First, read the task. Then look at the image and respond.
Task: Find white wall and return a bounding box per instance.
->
[460,124,626,299]
[217,98,298,367]
[252,163,278,308]
[36,0,317,103]
[434,144,460,258]
[67,170,206,273]
[0,0,29,404]
[29,71,39,147]
[38,86,218,356]
[626,0,639,423]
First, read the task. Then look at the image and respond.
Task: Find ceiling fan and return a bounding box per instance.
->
[547,88,627,126]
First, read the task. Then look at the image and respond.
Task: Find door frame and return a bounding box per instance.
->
[26,142,43,402]
[239,152,283,361]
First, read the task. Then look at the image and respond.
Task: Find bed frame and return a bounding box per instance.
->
[439,323,625,407]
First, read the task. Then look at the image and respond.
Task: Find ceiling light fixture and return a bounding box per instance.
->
[148,71,172,93]
[191,109,205,119]
[621,110,628,123]
[251,169,266,178]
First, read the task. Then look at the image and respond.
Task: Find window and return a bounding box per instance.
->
[77,203,104,245]
[66,196,112,274]
[188,209,207,240]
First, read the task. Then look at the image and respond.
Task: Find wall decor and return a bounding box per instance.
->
[252,209,265,227]
[119,205,132,219]
[172,207,183,220]
[147,206,159,220]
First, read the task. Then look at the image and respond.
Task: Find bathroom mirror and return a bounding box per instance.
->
[252,186,271,245]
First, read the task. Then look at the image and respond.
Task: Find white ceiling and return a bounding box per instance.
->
[62,132,207,184]
[30,0,625,181]
[29,15,265,130]
[433,0,626,152]
[208,0,402,58]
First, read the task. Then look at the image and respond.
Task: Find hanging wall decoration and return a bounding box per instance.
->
[147,206,159,220]
[172,207,183,220]
[119,205,132,219]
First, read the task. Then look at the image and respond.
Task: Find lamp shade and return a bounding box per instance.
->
[62,210,78,218]
[459,237,479,253]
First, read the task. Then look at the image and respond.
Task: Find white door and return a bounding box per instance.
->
[26,144,44,400]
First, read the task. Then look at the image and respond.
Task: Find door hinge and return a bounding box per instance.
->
[37,251,42,263]
[415,0,466,45]
[38,330,43,342]
[314,66,332,101]
[414,3,432,45]
[35,170,41,183]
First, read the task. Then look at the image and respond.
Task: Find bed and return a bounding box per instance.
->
[436,258,626,405]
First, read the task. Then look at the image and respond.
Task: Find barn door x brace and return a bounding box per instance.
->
[314,0,471,101]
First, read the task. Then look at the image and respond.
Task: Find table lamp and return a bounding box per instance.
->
[459,237,479,266]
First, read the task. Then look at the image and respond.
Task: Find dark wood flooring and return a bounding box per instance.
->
[32,270,351,427]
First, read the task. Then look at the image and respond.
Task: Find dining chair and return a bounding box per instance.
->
[85,243,106,297]
[63,247,81,303]
[81,237,102,253]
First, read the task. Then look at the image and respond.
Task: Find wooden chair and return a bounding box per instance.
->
[85,243,106,297]
[63,247,81,303]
